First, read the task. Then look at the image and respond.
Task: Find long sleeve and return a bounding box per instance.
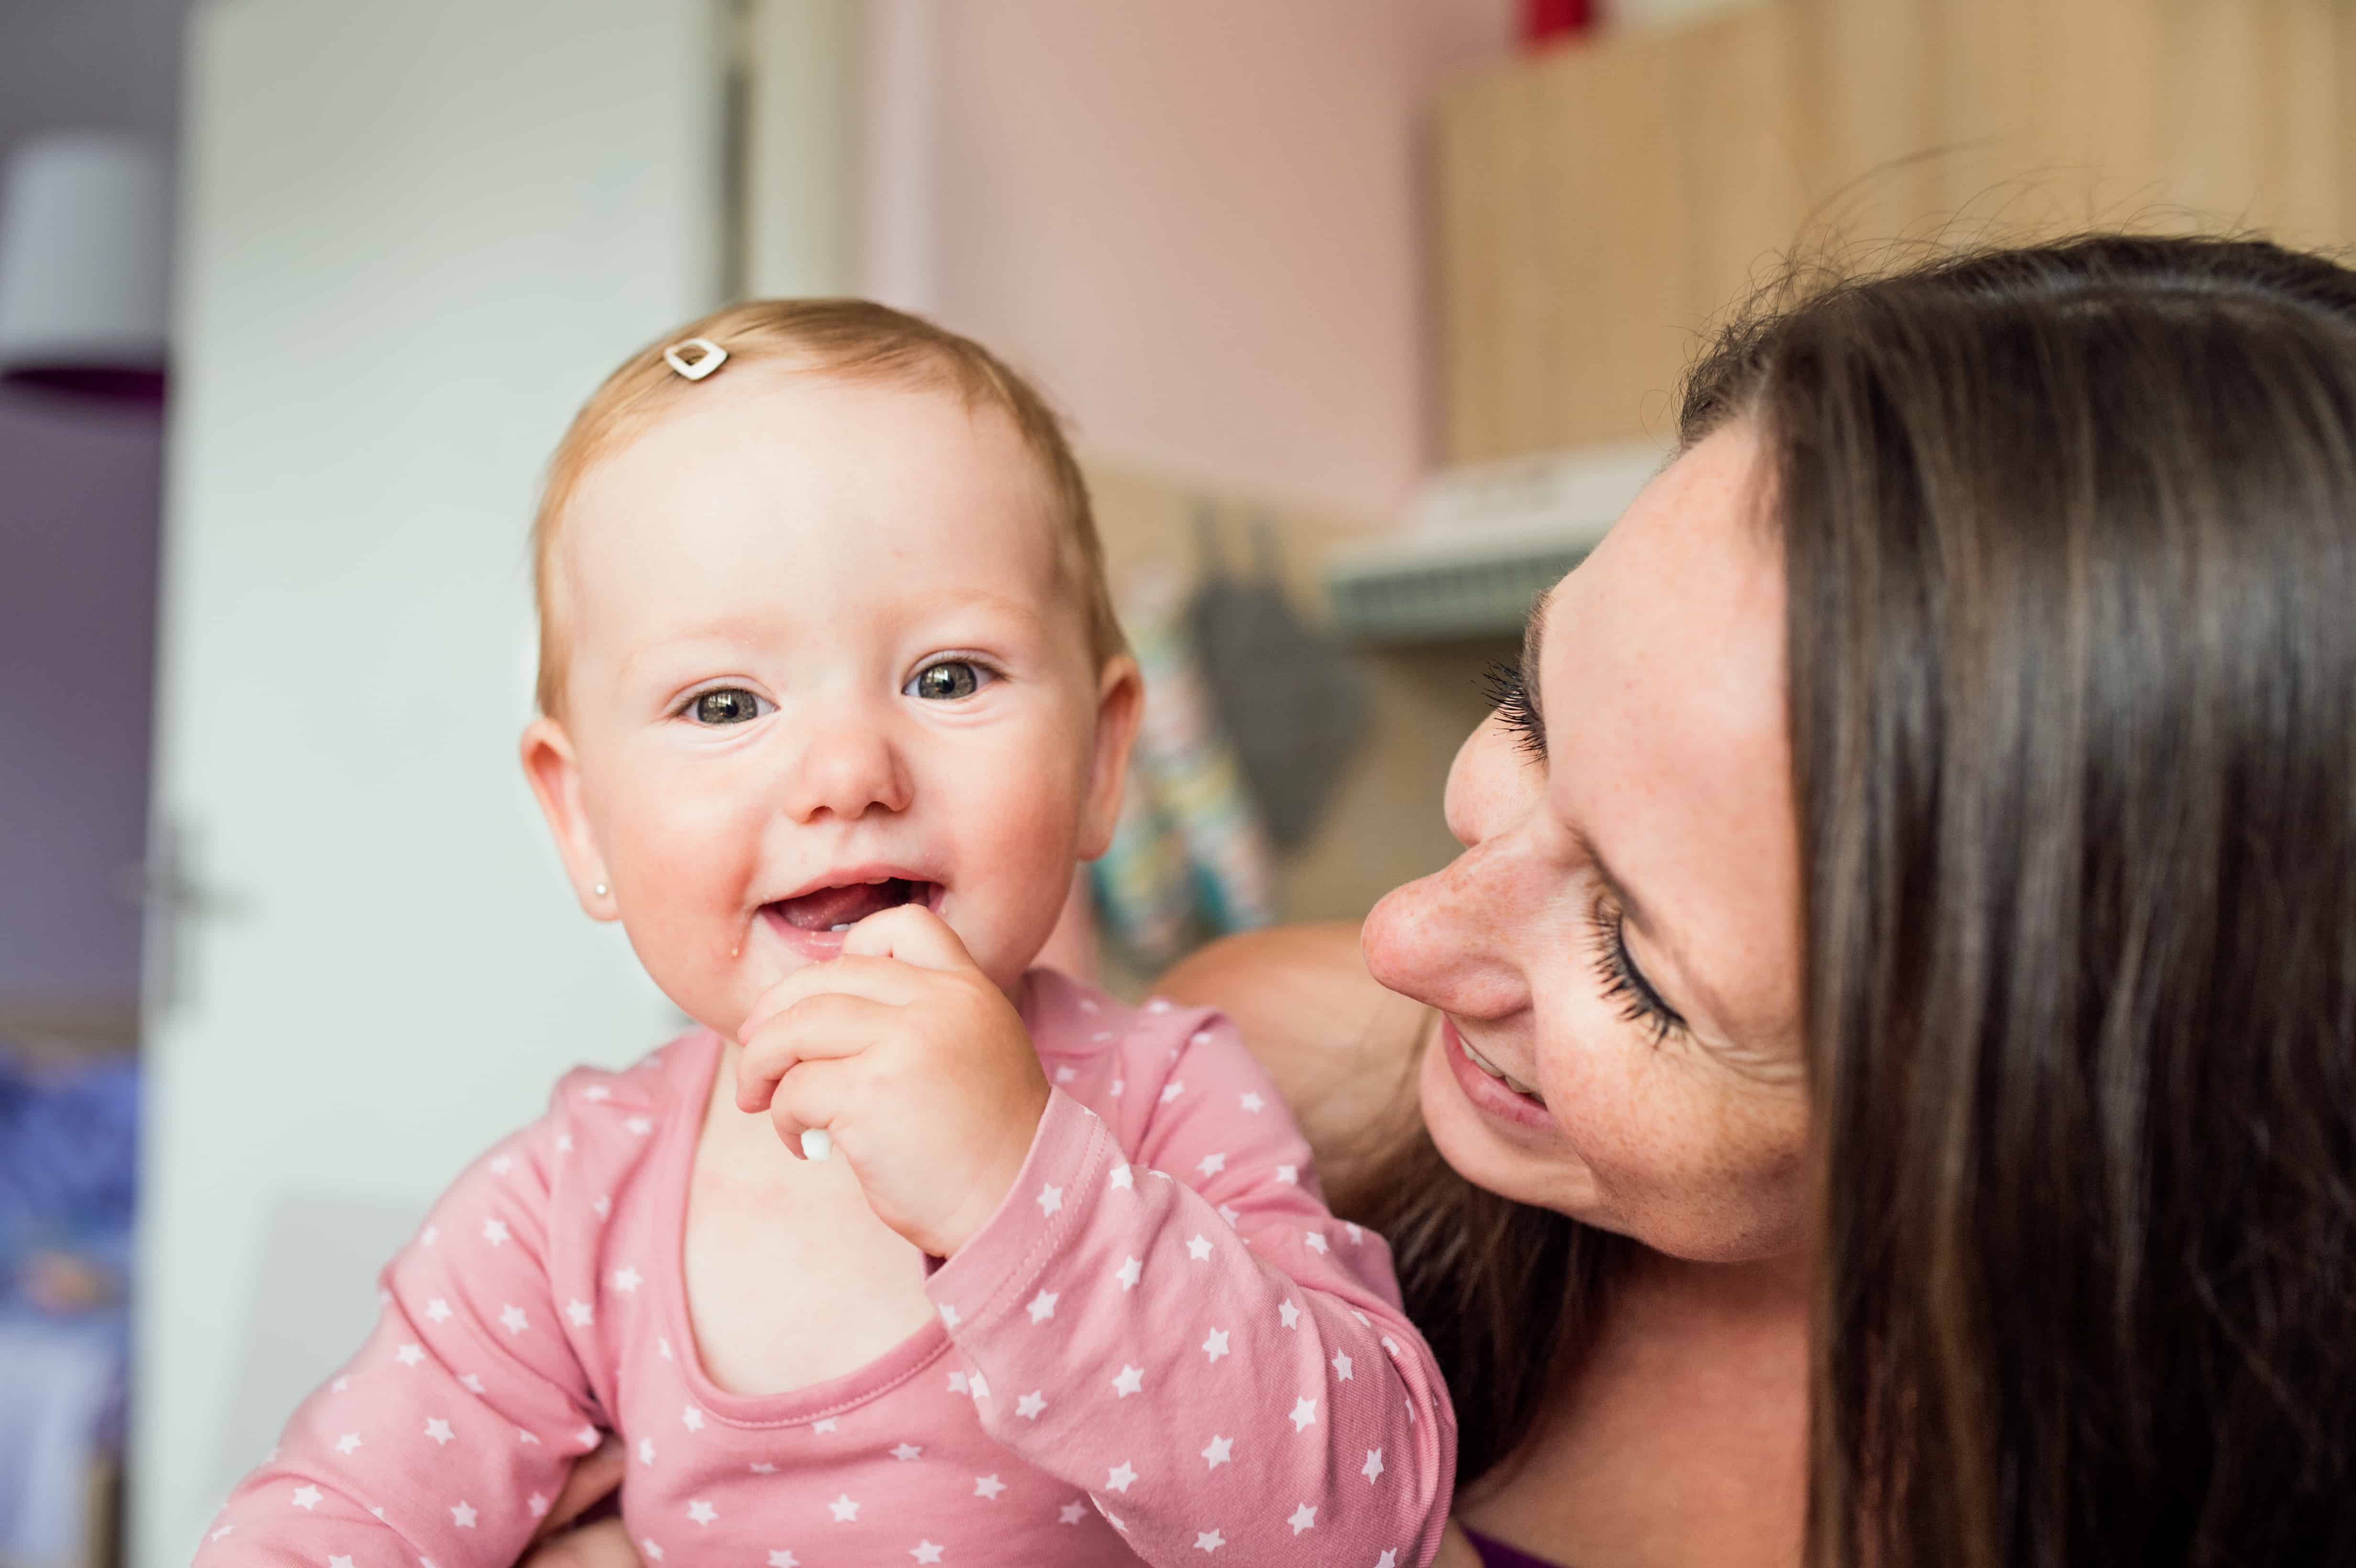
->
[925,997,1456,1568]
[194,1102,610,1567]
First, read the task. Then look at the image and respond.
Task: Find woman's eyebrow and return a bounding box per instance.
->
[1521,587,1552,739]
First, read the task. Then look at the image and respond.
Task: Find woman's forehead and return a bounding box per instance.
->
[1539,426,1800,1040]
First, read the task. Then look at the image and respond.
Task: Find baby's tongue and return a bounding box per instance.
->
[776,880,904,931]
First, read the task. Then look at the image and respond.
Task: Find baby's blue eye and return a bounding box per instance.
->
[690,688,768,725]
[906,661,985,701]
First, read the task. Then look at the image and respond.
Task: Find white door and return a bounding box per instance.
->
[134,3,738,1560]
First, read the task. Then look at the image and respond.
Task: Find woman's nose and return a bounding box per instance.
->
[784,698,913,822]
[1362,838,1533,1022]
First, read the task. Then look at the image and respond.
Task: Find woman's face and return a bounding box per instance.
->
[1363,425,1811,1262]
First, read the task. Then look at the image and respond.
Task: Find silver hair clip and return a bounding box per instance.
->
[662,337,728,381]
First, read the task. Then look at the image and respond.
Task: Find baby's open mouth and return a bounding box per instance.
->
[766,877,940,932]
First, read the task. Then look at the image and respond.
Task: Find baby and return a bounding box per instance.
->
[197,301,1453,1567]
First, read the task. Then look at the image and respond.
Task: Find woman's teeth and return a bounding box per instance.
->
[1462,1036,1543,1100]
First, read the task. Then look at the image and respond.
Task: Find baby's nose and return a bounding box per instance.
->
[785,705,913,821]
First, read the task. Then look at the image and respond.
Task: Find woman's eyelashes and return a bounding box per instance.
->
[1588,893,1687,1045]
[1483,660,1547,757]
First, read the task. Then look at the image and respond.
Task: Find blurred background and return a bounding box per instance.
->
[0,0,2348,1564]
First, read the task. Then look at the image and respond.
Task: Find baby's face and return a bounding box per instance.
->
[525,372,1135,1035]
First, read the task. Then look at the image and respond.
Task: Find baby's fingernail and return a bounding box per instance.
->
[800,1129,832,1162]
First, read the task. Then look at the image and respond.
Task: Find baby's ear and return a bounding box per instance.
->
[1077,655,1145,861]
[520,716,618,921]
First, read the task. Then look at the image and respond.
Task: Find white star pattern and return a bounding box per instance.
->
[682,1405,704,1431]
[481,1219,510,1247]
[1116,1255,1143,1290]
[947,1371,970,1395]
[527,1493,549,1520]
[1111,1078,1124,1097]
[1332,1350,1354,1381]
[1108,1163,1134,1191]
[1376,1552,1398,1567]
[1275,1164,1298,1186]
[1015,1390,1047,1419]
[420,1224,439,1246]
[1054,1065,1076,1083]
[583,1085,611,1102]
[489,1155,513,1175]
[658,1337,674,1360]
[1196,1152,1226,1176]
[1201,1434,1233,1468]
[592,1195,611,1219]
[499,1304,528,1335]
[330,1375,349,1393]
[1382,1335,1401,1357]
[1196,1529,1227,1552]
[1305,1231,1330,1254]
[1278,1299,1301,1328]
[1345,1221,1365,1244]
[1104,1461,1138,1493]
[394,1343,425,1368]
[1079,996,1099,1013]
[1239,1091,1265,1112]
[1187,1234,1214,1262]
[968,1374,989,1402]
[939,1304,961,1330]
[555,1133,574,1154]
[424,1418,454,1446]
[1191,1026,1213,1045]
[973,1474,1006,1500]
[1287,1503,1318,1534]
[1111,1364,1144,1397]
[519,1427,541,1445]
[425,1297,452,1323]
[1362,1448,1386,1483]
[892,1443,922,1461]
[910,1544,943,1564]
[641,1541,664,1562]
[1036,1184,1064,1217]
[329,1557,353,1568]
[1289,1396,1319,1432]
[1201,1328,1230,1363]
[209,1526,232,1543]
[574,1426,601,1449]
[768,1553,798,1567]
[624,1115,653,1136]
[750,1463,777,1475]
[1160,1080,1186,1104]
[828,1495,860,1523]
[1059,1502,1088,1524]
[451,1502,477,1529]
[1026,1288,1058,1323]
[1148,998,1172,1012]
[813,1418,839,1432]
[686,1500,717,1526]
[637,1438,655,1466]
[566,1300,594,1327]
[335,1433,360,1455]
[459,1373,486,1394]
[1218,1204,1241,1227]
[291,1486,322,1511]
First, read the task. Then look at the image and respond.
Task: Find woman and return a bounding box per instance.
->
[529,235,2355,1565]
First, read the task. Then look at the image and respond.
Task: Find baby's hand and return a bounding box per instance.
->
[734,905,1051,1258]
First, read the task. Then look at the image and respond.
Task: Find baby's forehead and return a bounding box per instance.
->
[548,381,1085,649]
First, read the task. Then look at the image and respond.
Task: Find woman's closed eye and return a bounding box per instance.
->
[680,686,773,725]
[904,658,997,701]
[1484,660,1546,757]
[1589,892,1688,1045]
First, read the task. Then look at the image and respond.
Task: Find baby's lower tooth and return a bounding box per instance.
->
[830,922,854,932]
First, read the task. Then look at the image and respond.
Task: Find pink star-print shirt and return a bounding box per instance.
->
[197,972,1456,1567]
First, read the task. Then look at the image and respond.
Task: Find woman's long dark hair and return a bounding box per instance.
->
[1362,234,2356,1562]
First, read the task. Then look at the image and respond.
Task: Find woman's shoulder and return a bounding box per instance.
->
[1155,922,1432,1209]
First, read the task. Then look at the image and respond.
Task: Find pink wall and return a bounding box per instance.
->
[873,0,1515,520]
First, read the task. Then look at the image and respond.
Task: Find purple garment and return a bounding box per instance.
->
[1464,1524,1571,1568]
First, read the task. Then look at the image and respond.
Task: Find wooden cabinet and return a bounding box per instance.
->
[1435,0,2356,461]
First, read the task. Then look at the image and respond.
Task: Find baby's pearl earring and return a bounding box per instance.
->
[593,882,609,897]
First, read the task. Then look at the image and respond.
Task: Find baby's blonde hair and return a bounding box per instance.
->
[531,298,1124,717]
